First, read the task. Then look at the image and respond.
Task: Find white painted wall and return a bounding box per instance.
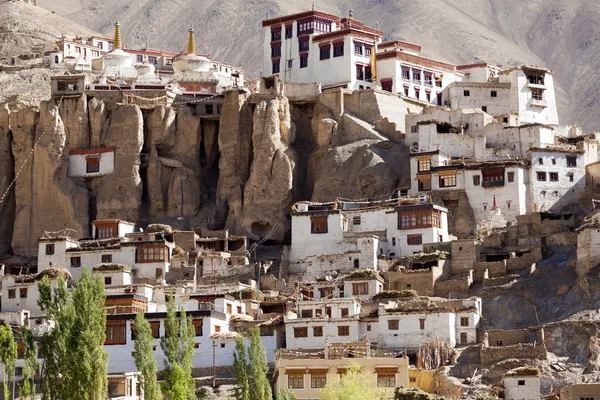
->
[68,150,114,178]
[504,376,540,400]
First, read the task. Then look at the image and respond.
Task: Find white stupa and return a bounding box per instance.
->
[172,27,212,73]
[101,22,137,79]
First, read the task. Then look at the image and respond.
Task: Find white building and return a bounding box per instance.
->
[262,10,381,90]
[37,220,174,281]
[376,297,482,350]
[68,147,115,178]
[503,368,541,400]
[288,199,449,280]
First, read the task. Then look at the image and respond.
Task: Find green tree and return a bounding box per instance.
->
[133,313,161,400]
[277,388,298,400]
[38,269,108,400]
[320,363,388,400]
[160,297,195,400]
[19,320,38,400]
[247,328,272,400]
[232,335,250,400]
[0,322,17,400]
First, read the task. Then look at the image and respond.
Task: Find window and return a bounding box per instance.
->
[417,159,431,172]
[567,156,577,167]
[481,106,487,113]
[392,237,396,246]
[352,282,369,295]
[319,287,333,299]
[298,38,309,52]
[365,66,372,82]
[473,175,481,186]
[214,325,221,333]
[85,156,101,173]
[435,74,443,87]
[19,288,27,298]
[237,306,242,314]
[271,27,281,41]
[148,56,157,65]
[294,327,308,338]
[8,289,15,299]
[518,380,526,386]
[337,325,350,336]
[287,59,292,69]
[300,53,308,68]
[403,85,409,96]
[412,69,421,84]
[104,277,112,285]
[414,87,420,99]
[227,304,233,314]
[288,374,304,389]
[352,215,361,225]
[550,172,559,182]
[464,90,470,97]
[220,343,226,348]
[272,60,280,74]
[424,72,433,86]
[461,332,468,345]
[537,172,547,181]
[531,88,543,101]
[319,45,330,60]
[439,173,457,187]
[377,374,396,388]
[388,319,399,330]
[301,309,313,318]
[507,172,515,182]
[98,42,103,49]
[460,317,469,327]
[353,259,359,268]
[205,104,213,115]
[491,90,497,97]
[70,256,81,268]
[192,319,203,336]
[15,367,23,377]
[310,216,328,234]
[325,307,332,318]
[271,44,281,58]
[356,64,364,81]
[311,374,327,388]
[46,244,55,255]
[137,245,168,263]
[426,91,431,102]
[411,125,418,133]
[98,227,115,239]
[333,42,344,57]
[313,326,323,337]
[402,66,410,80]
[569,173,574,182]
[407,234,423,246]
[354,42,363,55]
[419,318,426,330]
[285,25,293,39]
[340,308,349,318]
[106,321,127,345]
[102,254,113,263]
[551,158,556,165]
[538,157,544,165]
[418,176,432,191]
[399,211,440,229]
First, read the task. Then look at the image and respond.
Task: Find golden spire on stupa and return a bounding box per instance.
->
[113,21,122,50]
[187,25,196,54]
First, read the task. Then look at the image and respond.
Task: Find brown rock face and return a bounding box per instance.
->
[10,101,89,256]
[88,97,108,148]
[92,104,144,221]
[59,95,89,149]
[234,97,297,241]
[0,106,15,255]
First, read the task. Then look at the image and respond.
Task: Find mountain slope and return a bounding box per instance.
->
[28,0,600,131]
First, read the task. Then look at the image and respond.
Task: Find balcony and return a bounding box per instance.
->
[482,180,505,188]
[530,99,547,108]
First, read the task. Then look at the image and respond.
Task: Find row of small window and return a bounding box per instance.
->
[7,287,28,299]
[539,156,577,167]
[270,19,333,41]
[463,90,498,97]
[287,373,396,389]
[398,212,440,230]
[106,319,213,345]
[319,43,345,59]
[272,56,308,73]
[71,46,100,57]
[394,82,441,103]
[293,325,346,337]
[353,42,373,56]
[536,171,573,182]
[135,55,160,64]
[401,67,442,87]
[299,306,353,319]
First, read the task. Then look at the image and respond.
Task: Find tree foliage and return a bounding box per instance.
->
[277,388,298,400]
[320,363,388,400]
[37,269,108,400]
[19,320,38,400]
[0,322,17,400]
[232,335,250,400]
[160,297,196,400]
[248,328,272,400]
[133,313,161,400]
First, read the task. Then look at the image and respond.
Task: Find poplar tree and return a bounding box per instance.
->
[133,313,161,400]
[232,335,250,400]
[160,297,196,400]
[320,363,387,400]
[0,322,17,400]
[19,321,38,400]
[247,328,272,400]
[38,269,108,400]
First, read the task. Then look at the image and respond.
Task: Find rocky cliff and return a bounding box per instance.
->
[0,86,412,261]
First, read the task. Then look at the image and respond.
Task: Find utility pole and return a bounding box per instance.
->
[212,339,217,388]
[212,256,216,295]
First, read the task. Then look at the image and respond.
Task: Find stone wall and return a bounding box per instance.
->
[486,328,544,347]
[480,343,547,364]
[473,261,506,281]
[388,270,435,296]
[434,271,473,296]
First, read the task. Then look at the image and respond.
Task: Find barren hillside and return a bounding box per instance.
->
[31,0,600,131]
